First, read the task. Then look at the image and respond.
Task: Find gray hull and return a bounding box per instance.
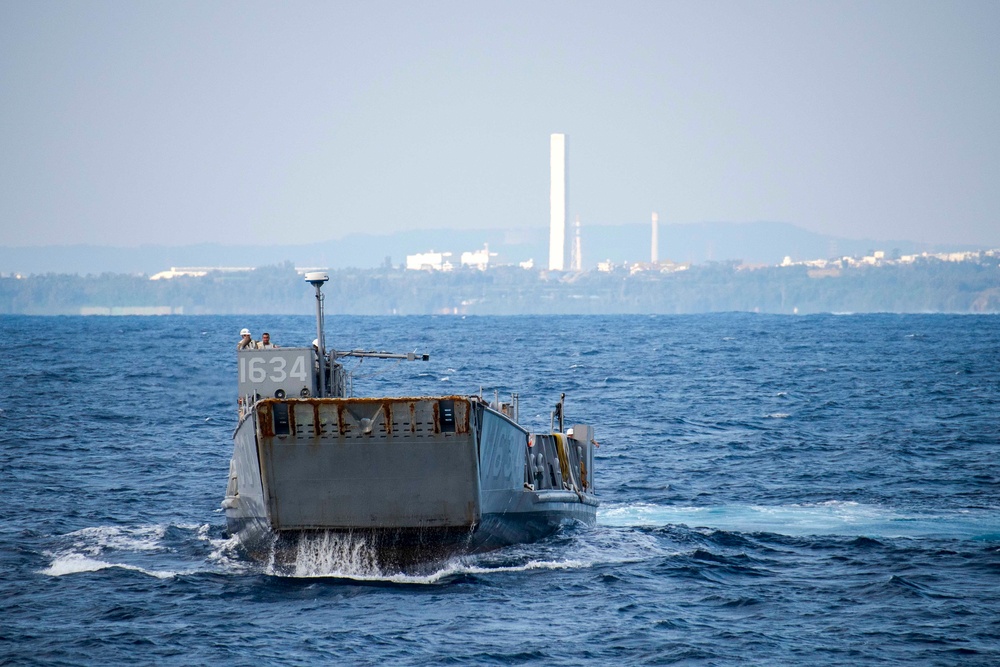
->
[224,395,597,568]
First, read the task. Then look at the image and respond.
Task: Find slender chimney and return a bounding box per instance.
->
[571,215,582,271]
[651,211,659,264]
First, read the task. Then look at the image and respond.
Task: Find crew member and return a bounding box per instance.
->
[259,332,278,349]
[237,328,256,350]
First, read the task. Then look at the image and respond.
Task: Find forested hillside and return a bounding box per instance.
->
[2,259,998,315]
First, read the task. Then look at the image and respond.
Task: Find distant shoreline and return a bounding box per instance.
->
[3,257,998,316]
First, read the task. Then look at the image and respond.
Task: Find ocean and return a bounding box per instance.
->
[2,313,998,665]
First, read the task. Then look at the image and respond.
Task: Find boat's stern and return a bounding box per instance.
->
[253,396,481,531]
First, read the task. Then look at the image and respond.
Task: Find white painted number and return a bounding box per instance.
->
[268,357,287,382]
[248,357,266,383]
[290,355,308,381]
[241,353,309,385]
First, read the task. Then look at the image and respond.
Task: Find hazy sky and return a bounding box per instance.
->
[1,0,998,248]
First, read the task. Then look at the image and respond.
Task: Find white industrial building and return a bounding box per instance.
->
[405,251,453,272]
[460,244,497,271]
[149,266,254,280]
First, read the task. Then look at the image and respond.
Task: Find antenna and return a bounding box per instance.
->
[651,212,659,264]
[304,272,329,397]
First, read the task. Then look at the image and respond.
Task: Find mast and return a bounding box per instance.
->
[305,272,329,397]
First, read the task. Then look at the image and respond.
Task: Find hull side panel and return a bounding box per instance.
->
[478,407,530,514]
[477,488,598,550]
[226,413,269,541]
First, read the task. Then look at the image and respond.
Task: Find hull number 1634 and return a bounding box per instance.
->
[239,354,309,384]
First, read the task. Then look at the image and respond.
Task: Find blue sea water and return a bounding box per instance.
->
[1,313,999,665]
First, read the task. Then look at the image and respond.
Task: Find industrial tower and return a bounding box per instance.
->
[651,211,659,264]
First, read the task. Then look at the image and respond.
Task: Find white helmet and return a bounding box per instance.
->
[312,339,319,348]
[240,328,251,336]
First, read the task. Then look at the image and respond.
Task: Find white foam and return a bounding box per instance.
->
[460,558,591,575]
[39,553,177,579]
[65,525,167,555]
[599,501,1000,540]
[280,556,594,584]
[284,531,384,578]
[263,530,598,583]
[206,532,251,572]
[42,523,245,578]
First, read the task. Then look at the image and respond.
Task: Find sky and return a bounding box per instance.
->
[1,0,998,249]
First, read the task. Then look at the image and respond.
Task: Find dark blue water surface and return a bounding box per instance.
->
[2,313,999,665]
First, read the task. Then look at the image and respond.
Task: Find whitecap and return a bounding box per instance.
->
[276,556,594,585]
[65,525,167,555]
[459,558,592,575]
[598,501,1000,541]
[39,553,177,579]
[257,528,599,583]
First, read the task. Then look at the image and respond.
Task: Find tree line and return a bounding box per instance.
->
[1,258,998,316]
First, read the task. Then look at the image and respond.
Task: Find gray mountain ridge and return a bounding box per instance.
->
[0,221,973,276]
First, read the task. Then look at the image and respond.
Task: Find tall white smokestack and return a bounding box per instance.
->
[651,211,659,264]
[549,134,567,271]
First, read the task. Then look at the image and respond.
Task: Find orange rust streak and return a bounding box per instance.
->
[337,404,347,436]
[258,403,274,437]
[459,400,470,434]
[382,402,393,436]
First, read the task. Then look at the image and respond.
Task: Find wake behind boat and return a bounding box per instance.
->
[222,273,599,572]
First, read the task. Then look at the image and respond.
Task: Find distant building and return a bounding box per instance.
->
[295,266,330,276]
[406,251,453,272]
[149,266,253,280]
[460,244,497,271]
[549,133,567,271]
[80,306,183,315]
[629,260,690,275]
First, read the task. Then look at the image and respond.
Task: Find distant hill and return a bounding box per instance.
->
[0,221,978,275]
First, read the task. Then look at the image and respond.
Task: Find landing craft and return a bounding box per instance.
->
[223,272,599,572]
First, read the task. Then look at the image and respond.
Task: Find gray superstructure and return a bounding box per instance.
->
[223,273,598,570]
